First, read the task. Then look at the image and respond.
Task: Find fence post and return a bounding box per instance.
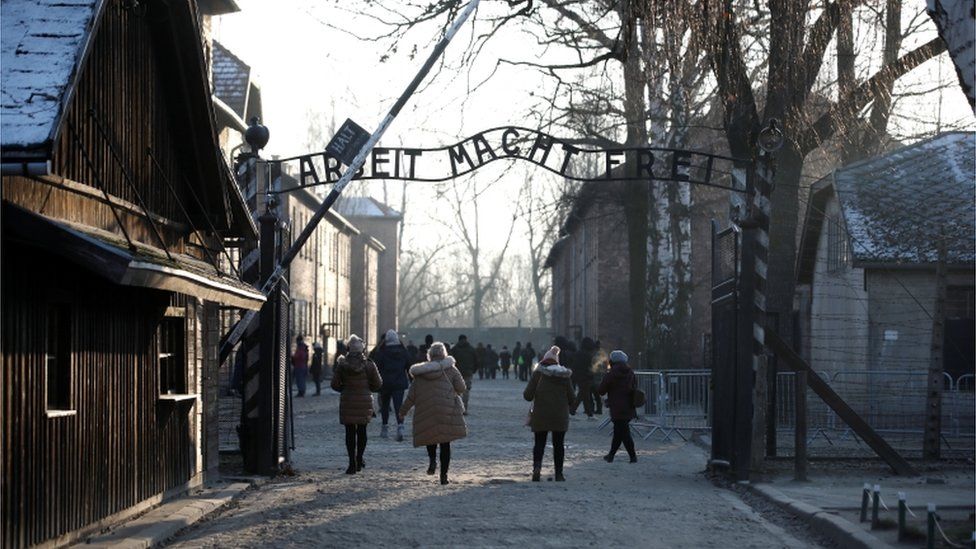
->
[927,504,936,549]
[860,483,871,522]
[923,233,947,459]
[897,492,907,542]
[871,484,881,529]
[794,370,808,481]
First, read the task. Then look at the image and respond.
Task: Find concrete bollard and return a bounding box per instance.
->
[859,483,871,523]
[926,503,936,549]
[897,492,907,541]
[871,484,881,529]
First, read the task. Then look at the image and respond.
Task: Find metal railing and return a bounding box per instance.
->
[612,369,975,455]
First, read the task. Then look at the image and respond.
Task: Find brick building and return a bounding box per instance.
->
[545,182,634,355]
[338,196,402,334]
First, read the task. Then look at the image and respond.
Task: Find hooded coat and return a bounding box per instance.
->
[571,338,598,385]
[372,343,412,391]
[523,362,575,432]
[401,357,468,447]
[597,362,637,421]
[330,352,382,425]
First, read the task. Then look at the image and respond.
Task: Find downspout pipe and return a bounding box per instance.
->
[1,160,52,176]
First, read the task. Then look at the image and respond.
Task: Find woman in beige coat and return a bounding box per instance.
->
[399,342,467,484]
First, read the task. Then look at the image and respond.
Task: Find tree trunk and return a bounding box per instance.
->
[764,142,804,337]
[621,0,649,359]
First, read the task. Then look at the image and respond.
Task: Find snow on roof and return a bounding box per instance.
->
[834,132,975,265]
[336,196,402,219]
[1,0,99,154]
[212,41,250,119]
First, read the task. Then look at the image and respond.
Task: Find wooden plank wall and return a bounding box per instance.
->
[1,242,199,547]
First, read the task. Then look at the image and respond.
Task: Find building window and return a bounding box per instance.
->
[158,315,187,395]
[826,216,849,272]
[46,304,72,411]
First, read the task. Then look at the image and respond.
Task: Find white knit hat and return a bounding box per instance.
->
[542,345,560,363]
[347,334,365,353]
[609,350,628,364]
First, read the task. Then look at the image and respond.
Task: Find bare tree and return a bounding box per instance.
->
[516,176,572,328]
[435,177,520,328]
[398,241,472,328]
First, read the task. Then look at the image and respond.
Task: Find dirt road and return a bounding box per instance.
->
[168,377,822,548]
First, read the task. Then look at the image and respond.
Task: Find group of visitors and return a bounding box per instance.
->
[317,330,640,484]
[289,336,326,398]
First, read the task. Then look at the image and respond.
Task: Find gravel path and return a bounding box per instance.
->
[168,377,823,548]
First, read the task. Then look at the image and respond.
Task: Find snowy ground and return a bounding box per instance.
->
[168,378,825,548]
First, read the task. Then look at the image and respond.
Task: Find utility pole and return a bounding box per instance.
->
[923,230,948,460]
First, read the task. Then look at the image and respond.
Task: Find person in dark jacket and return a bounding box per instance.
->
[524,346,574,482]
[331,335,383,474]
[591,340,606,415]
[519,342,536,381]
[292,336,310,397]
[571,337,598,418]
[417,334,434,363]
[512,342,523,380]
[485,344,499,379]
[475,342,487,380]
[597,350,638,463]
[449,335,479,414]
[371,329,412,441]
[310,342,324,396]
[499,345,512,379]
[406,340,419,363]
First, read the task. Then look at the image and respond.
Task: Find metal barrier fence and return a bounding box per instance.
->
[616,369,975,457]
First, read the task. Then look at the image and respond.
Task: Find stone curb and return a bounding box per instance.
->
[78,481,253,548]
[750,483,895,549]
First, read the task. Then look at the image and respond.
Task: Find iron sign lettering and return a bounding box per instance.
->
[281,126,743,192]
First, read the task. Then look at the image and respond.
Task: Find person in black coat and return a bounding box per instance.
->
[499,345,512,379]
[571,337,598,418]
[520,342,536,381]
[310,342,325,396]
[485,344,499,379]
[597,350,638,462]
[371,329,412,441]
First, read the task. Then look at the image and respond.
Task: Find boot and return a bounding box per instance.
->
[531,465,541,482]
[603,453,614,463]
[427,460,436,475]
[555,472,566,482]
[345,460,356,475]
[356,457,365,471]
[396,424,404,442]
[380,424,389,439]
[440,472,450,485]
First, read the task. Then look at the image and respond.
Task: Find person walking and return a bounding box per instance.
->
[524,346,574,482]
[399,342,467,485]
[485,344,499,380]
[292,336,310,397]
[512,342,523,380]
[331,335,383,474]
[372,329,412,441]
[475,342,487,380]
[449,335,479,414]
[591,341,606,415]
[597,350,638,463]
[520,342,536,381]
[499,345,512,379]
[571,337,598,418]
[417,334,434,363]
[310,342,324,396]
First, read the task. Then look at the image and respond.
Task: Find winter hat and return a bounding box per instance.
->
[384,329,399,346]
[347,334,365,353]
[313,342,323,350]
[609,350,628,364]
[428,342,447,360]
[542,345,560,364]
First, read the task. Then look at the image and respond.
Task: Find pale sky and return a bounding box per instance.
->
[213,1,975,256]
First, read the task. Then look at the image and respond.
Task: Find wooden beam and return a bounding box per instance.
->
[766,330,917,476]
